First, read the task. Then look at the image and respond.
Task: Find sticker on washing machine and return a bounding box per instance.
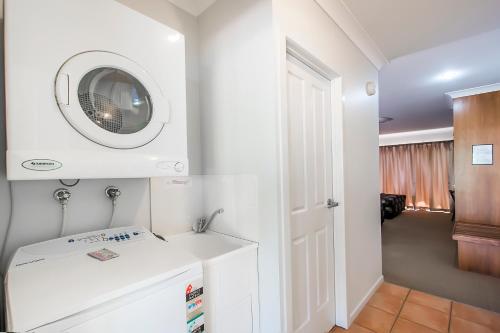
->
[187,313,205,333]
[185,280,204,302]
[187,296,203,314]
[186,279,204,323]
[186,286,204,302]
[87,248,119,261]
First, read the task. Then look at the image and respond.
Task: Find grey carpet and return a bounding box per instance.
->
[382,210,500,313]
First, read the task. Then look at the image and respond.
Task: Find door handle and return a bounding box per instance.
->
[55,73,70,106]
[327,199,339,209]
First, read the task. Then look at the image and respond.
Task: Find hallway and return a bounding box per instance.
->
[382,210,500,313]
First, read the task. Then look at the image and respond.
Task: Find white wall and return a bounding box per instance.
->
[152,0,383,331]
[151,174,260,239]
[150,176,204,236]
[274,0,382,327]
[0,0,202,271]
[197,1,281,333]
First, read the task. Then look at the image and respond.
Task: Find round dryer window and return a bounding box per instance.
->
[55,51,170,149]
[78,68,152,134]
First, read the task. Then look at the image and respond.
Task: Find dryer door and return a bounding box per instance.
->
[55,51,169,149]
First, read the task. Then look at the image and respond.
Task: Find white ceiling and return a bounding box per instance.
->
[166,0,500,135]
[379,28,500,134]
[342,0,500,60]
[168,0,216,16]
[337,0,500,134]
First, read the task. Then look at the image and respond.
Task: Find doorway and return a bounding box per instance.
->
[286,55,336,333]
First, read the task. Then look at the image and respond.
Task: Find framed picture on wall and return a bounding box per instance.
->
[472,144,493,165]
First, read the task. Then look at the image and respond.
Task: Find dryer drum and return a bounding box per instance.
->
[78,92,123,133]
[77,67,153,134]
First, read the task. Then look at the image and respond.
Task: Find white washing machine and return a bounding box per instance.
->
[4,0,189,180]
[5,227,205,333]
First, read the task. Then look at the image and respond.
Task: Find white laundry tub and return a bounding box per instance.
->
[165,231,259,333]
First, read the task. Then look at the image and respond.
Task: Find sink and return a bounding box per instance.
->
[164,231,260,333]
[165,231,257,262]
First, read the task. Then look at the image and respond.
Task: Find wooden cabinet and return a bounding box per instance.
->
[450,87,500,277]
[452,222,500,278]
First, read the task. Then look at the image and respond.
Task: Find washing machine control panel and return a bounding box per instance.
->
[12,227,152,265]
[66,229,146,245]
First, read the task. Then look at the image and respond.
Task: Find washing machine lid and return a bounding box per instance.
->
[55,51,170,149]
[5,227,201,332]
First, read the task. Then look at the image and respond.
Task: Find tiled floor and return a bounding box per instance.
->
[331,282,500,333]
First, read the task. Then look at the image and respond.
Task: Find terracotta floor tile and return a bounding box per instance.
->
[333,323,375,332]
[400,302,450,333]
[452,302,500,331]
[368,291,405,315]
[392,318,441,333]
[450,316,496,333]
[377,282,410,300]
[354,305,396,333]
[334,283,500,333]
[406,290,451,314]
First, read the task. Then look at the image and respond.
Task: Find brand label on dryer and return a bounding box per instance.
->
[22,159,62,171]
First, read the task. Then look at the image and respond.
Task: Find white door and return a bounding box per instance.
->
[287,57,335,333]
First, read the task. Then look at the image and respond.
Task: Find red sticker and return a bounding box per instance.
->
[186,284,193,295]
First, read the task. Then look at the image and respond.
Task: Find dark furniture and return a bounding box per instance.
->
[380,193,406,221]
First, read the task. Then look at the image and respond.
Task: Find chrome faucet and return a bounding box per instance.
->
[193,208,224,233]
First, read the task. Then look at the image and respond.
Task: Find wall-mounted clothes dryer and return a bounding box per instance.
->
[5,0,189,180]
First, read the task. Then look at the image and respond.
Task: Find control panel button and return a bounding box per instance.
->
[174,162,185,173]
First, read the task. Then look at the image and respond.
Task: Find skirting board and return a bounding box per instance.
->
[348,275,384,326]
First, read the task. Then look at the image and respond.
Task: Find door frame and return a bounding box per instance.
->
[277,38,348,332]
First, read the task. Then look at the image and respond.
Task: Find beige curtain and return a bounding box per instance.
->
[379,141,453,210]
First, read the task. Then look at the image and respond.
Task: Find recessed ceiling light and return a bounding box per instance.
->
[436,70,462,82]
[379,116,393,124]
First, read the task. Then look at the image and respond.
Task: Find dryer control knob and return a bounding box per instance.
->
[156,161,174,170]
[174,162,185,173]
